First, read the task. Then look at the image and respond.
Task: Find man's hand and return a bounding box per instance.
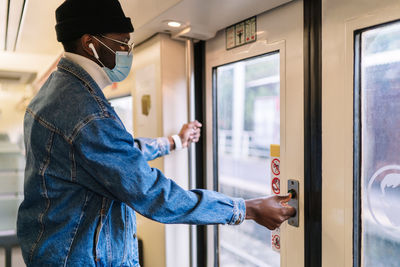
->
[168,121,202,150]
[179,120,202,148]
[245,195,296,230]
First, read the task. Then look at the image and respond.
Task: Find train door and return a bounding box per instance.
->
[205,1,304,266]
[322,0,400,266]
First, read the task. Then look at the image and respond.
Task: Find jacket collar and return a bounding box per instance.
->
[64,52,112,90]
[57,57,107,102]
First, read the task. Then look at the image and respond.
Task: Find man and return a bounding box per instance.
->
[17,0,295,266]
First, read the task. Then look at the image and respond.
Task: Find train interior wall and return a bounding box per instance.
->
[1,0,400,266]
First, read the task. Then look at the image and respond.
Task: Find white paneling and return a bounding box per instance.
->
[120,0,183,29]
[131,35,166,267]
[129,0,293,44]
[6,0,24,51]
[0,0,7,51]
[159,35,190,267]
[131,33,191,267]
[15,0,63,54]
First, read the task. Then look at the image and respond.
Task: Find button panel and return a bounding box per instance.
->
[288,179,299,227]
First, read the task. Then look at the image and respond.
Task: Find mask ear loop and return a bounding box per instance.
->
[92,36,117,55]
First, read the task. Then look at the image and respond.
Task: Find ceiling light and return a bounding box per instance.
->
[167,21,182,28]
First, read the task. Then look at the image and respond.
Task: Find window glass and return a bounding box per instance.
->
[360,21,400,266]
[215,52,280,266]
[109,96,134,135]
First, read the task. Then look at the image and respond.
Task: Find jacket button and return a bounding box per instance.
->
[133,233,137,239]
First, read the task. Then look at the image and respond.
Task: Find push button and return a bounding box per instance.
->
[288,189,297,199]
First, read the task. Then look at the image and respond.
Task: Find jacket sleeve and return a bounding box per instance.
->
[133,137,170,161]
[73,116,245,225]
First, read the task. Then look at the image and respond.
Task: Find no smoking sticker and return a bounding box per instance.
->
[272,235,280,250]
[272,177,280,195]
[271,158,280,175]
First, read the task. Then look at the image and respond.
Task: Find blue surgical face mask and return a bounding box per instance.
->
[91,36,133,82]
[102,51,133,82]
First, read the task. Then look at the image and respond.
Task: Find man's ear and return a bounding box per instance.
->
[81,34,96,57]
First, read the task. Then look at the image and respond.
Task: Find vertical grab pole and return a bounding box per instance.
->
[186,39,197,267]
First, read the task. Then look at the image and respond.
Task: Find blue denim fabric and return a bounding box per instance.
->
[17,58,246,267]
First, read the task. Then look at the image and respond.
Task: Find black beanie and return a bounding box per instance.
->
[55,0,134,42]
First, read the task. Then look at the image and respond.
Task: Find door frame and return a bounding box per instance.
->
[205,39,288,266]
[204,1,305,266]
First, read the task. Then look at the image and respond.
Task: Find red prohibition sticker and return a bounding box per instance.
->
[271,158,280,175]
[272,235,280,250]
[271,177,280,195]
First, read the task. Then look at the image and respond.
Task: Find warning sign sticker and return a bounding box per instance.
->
[272,235,280,250]
[271,158,280,176]
[272,177,280,195]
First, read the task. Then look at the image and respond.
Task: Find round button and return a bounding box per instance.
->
[288,189,297,199]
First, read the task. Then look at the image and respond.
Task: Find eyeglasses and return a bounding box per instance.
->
[99,35,135,54]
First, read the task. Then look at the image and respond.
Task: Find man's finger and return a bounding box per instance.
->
[190,135,199,142]
[193,120,202,127]
[278,194,292,203]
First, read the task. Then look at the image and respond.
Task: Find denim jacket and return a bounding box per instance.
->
[17,58,246,267]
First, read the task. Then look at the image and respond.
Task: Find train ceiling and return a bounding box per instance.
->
[1,0,293,55]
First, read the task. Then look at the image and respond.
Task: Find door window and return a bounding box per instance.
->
[357,20,400,266]
[214,52,280,266]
